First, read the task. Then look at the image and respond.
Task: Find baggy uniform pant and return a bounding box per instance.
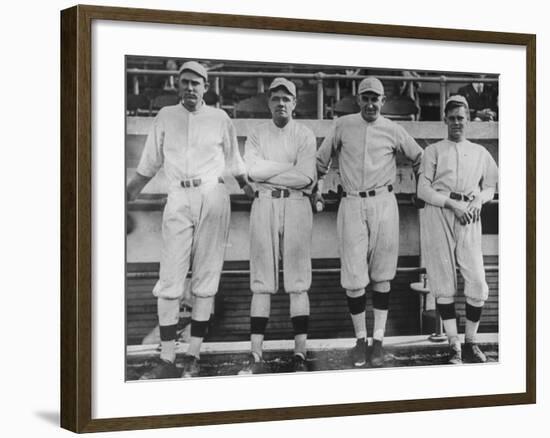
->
[249,195,313,294]
[420,203,489,302]
[337,192,399,291]
[153,181,230,300]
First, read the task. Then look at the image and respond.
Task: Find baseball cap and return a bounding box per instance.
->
[178,61,208,81]
[269,77,296,97]
[445,94,469,109]
[357,77,384,95]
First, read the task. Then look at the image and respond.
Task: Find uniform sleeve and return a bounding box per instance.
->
[136,113,165,178]
[317,122,338,178]
[243,127,261,172]
[417,145,448,208]
[395,124,423,173]
[264,127,317,189]
[222,116,246,177]
[244,126,292,181]
[480,149,499,191]
[293,128,317,185]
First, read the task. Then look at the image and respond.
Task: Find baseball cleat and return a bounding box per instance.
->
[350,338,367,367]
[238,353,264,375]
[463,342,487,363]
[292,354,309,372]
[448,342,463,365]
[140,358,180,380]
[181,354,200,378]
[369,339,385,368]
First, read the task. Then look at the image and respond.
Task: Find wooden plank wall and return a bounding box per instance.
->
[126,256,498,345]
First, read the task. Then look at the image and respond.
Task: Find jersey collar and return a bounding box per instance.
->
[180,100,206,114]
[270,118,294,132]
[357,112,383,125]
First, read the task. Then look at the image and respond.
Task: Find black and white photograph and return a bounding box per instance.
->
[125,56,500,381]
[3,0,546,435]
[53,1,537,434]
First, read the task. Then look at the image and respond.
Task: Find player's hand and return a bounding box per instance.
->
[127,188,140,203]
[411,194,425,209]
[476,109,496,122]
[467,197,482,222]
[126,213,135,234]
[311,191,325,213]
[451,201,473,225]
[484,109,496,121]
[242,183,255,200]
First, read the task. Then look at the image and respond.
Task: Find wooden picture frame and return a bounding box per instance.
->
[60,4,536,433]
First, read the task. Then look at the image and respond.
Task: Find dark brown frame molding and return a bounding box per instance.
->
[60,4,536,433]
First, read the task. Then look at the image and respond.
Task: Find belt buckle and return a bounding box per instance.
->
[359,192,367,198]
[450,192,460,201]
[272,190,281,198]
[282,190,290,198]
[367,189,376,197]
[181,179,201,188]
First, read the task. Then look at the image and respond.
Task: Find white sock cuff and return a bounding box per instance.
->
[373,329,385,341]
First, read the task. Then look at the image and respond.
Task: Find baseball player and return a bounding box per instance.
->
[316,77,423,367]
[417,95,498,364]
[239,78,317,374]
[127,61,253,379]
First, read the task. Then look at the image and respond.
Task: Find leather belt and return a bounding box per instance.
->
[342,184,393,198]
[180,177,224,188]
[449,192,473,202]
[254,189,306,199]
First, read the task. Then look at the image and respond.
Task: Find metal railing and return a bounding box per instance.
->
[127,68,498,120]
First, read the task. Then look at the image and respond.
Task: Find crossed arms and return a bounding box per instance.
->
[244,128,316,190]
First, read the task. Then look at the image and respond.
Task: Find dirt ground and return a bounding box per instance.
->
[126,343,499,380]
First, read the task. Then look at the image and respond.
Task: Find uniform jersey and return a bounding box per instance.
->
[245,120,317,192]
[137,103,245,190]
[317,114,423,291]
[417,139,498,206]
[137,103,245,307]
[418,139,498,302]
[317,113,422,191]
[244,120,316,294]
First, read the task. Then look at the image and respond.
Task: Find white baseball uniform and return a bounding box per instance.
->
[137,103,245,301]
[244,120,317,294]
[417,139,498,302]
[317,114,423,291]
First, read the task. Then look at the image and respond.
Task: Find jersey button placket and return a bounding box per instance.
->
[184,111,191,179]
[458,142,466,194]
[362,124,369,190]
[453,142,460,194]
